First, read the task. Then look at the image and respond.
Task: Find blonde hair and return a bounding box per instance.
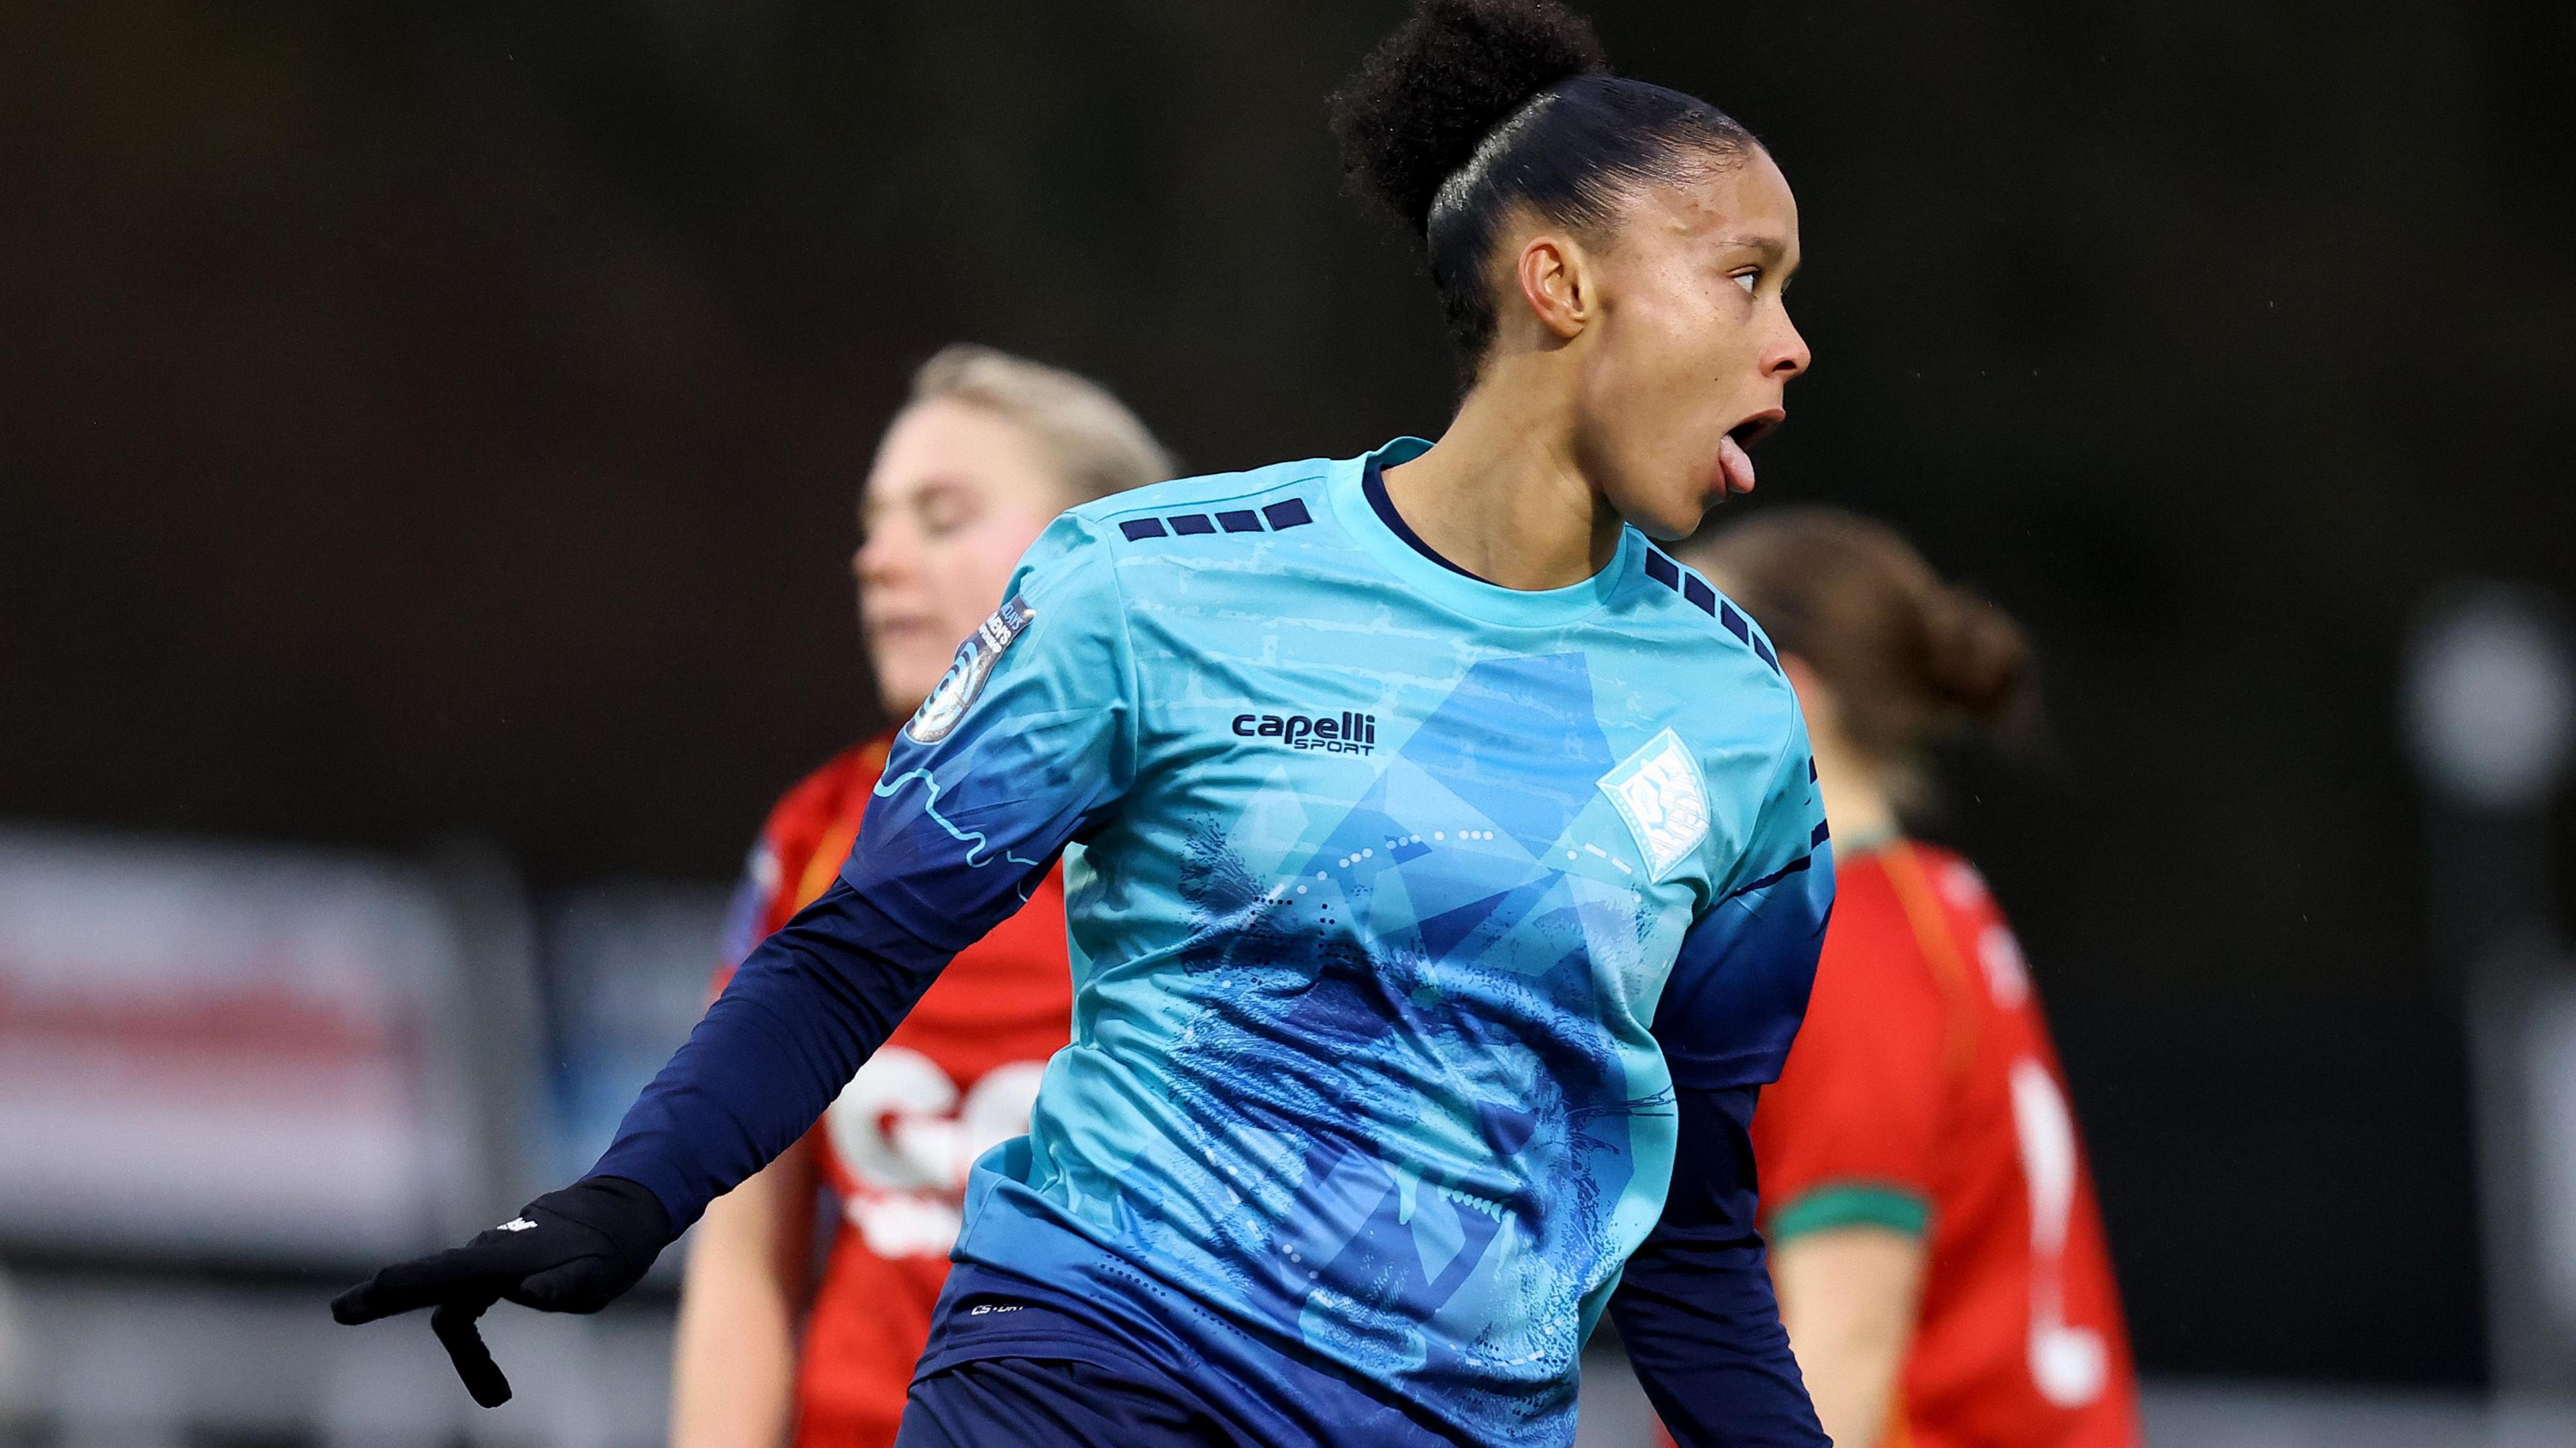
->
[909,343,1172,504]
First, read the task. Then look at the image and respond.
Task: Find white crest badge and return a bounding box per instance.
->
[907,597,1034,744]
[1597,728,1711,881]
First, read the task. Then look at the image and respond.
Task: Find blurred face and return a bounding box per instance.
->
[1567,147,1810,539]
[853,398,1068,716]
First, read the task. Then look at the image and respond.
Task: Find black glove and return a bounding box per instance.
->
[330,1175,673,1406]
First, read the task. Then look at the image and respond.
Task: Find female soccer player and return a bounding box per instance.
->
[337,3,1832,1444]
[672,345,1171,1448]
[1685,510,2141,1448]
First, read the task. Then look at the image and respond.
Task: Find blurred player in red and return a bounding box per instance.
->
[1683,511,2141,1448]
[669,345,1169,1448]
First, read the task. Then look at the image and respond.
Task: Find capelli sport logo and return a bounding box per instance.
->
[1233,710,1378,755]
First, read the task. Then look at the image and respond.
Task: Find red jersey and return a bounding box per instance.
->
[717,733,1071,1448]
[1751,840,2139,1448]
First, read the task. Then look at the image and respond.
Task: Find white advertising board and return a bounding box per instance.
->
[0,828,478,1260]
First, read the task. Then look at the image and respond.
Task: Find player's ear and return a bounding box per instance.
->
[1514,233,1593,342]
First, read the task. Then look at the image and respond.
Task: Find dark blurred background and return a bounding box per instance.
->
[5,0,2575,1431]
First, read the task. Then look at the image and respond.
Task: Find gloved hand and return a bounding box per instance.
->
[331,1175,673,1406]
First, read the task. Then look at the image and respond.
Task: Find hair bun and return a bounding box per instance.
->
[1328,0,1611,235]
[1922,587,2030,725]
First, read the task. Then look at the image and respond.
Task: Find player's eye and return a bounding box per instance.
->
[1732,270,1760,296]
[918,489,979,537]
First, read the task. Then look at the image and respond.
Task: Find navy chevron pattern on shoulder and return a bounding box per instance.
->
[1117,498,1317,543]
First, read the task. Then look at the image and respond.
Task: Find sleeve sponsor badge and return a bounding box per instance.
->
[906,596,1035,744]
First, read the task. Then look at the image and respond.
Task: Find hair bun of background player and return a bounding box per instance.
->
[1682,507,2034,765]
[1921,585,2030,726]
[1328,0,1610,237]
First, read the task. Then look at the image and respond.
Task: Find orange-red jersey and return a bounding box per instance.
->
[715,732,1071,1448]
[1750,840,2139,1448]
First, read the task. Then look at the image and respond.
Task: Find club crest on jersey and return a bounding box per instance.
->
[1597,728,1710,880]
[908,597,1034,744]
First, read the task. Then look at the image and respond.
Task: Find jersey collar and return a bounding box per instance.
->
[1326,437,1642,631]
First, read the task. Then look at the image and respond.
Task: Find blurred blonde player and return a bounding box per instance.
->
[1684,510,2141,1448]
[672,346,1169,1448]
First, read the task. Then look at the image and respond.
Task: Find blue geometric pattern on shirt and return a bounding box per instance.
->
[1148,831,1639,1435]
[1053,656,1651,1437]
[1398,653,1614,861]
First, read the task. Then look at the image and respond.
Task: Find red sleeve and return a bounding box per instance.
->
[1751,856,1951,1232]
[714,739,883,986]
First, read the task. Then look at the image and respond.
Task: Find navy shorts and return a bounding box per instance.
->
[893,1353,1238,1447]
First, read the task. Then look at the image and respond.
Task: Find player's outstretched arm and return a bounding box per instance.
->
[330,515,1137,1405]
[326,881,955,1406]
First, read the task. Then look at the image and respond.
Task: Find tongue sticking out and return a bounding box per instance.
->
[1718,433,1758,494]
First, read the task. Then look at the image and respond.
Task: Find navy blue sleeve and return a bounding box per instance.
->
[1610,1085,1823,1448]
[590,515,1136,1229]
[1610,726,1834,1446]
[590,879,946,1225]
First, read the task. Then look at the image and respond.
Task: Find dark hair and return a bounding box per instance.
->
[1684,508,2031,773]
[1329,0,1758,363]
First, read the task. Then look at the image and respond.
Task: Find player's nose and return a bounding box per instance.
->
[1766,313,1811,381]
[856,526,914,592]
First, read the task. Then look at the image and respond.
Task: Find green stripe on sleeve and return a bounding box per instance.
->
[1766,1182,1933,1241]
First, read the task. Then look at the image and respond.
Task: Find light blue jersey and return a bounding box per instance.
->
[820,438,1834,1445]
